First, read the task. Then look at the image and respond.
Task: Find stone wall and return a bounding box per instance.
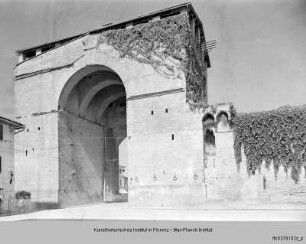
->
[14,113,59,204]
[128,92,206,207]
[203,123,306,209]
[14,33,208,208]
[0,124,15,211]
[58,112,105,207]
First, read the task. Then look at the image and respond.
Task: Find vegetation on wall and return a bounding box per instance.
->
[229,104,237,128]
[233,105,306,183]
[202,104,234,131]
[96,13,207,110]
[202,117,216,131]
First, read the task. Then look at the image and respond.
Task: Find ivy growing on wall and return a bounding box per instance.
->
[233,105,306,183]
[96,13,207,110]
[229,104,237,128]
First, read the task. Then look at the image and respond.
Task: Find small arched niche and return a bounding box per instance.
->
[216,111,230,132]
[202,113,216,157]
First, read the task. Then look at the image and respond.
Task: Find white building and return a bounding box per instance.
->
[0,116,24,211]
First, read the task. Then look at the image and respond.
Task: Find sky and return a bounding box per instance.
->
[0,0,305,119]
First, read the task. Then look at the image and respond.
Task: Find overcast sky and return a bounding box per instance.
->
[0,0,305,119]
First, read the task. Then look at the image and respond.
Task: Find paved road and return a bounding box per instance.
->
[1,202,306,221]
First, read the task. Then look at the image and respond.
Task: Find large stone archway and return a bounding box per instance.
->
[14,30,205,209]
[58,65,127,206]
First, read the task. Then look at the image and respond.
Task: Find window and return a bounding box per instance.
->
[24,50,36,59]
[0,124,3,141]
[41,45,55,53]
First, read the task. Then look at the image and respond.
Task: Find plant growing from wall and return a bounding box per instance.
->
[96,13,207,110]
[229,103,237,128]
[211,105,217,114]
[233,105,306,183]
[203,118,216,131]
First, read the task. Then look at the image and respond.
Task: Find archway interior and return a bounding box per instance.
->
[58,67,127,206]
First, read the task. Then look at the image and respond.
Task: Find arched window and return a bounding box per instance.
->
[202,113,216,157]
[202,113,214,124]
[216,111,229,132]
[204,129,215,156]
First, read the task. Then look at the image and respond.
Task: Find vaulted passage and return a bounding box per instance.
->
[58,65,127,207]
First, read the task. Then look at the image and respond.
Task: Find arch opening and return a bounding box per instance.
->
[58,65,128,207]
[216,111,230,132]
[202,114,216,167]
[204,129,215,155]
